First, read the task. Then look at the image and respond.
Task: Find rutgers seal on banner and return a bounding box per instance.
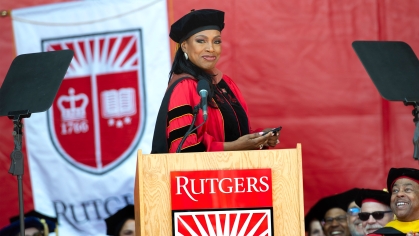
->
[171,169,274,235]
[42,29,145,174]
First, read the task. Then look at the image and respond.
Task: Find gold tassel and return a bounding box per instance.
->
[1,10,10,17]
[39,219,49,236]
[382,188,396,219]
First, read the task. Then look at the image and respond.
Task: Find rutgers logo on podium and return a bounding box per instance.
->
[171,169,274,235]
[43,29,145,174]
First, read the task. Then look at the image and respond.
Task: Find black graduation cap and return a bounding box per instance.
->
[354,188,391,207]
[9,210,57,224]
[0,216,46,236]
[169,9,225,43]
[105,204,135,236]
[0,210,57,236]
[387,167,419,191]
[8,210,58,234]
[325,188,361,212]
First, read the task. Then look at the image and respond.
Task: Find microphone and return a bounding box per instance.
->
[197,80,209,121]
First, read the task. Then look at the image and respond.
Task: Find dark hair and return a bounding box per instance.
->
[114,217,134,236]
[169,48,215,105]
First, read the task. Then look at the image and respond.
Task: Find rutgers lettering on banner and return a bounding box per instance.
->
[171,169,274,235]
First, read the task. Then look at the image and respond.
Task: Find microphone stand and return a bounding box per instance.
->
[8,110,31,236]
[176,105,205,153]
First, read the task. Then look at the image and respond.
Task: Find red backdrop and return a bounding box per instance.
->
[1,0,419,229]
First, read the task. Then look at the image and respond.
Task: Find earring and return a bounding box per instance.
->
[184,52,188,60]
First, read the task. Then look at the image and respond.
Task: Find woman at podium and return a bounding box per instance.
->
[151,9,279,153]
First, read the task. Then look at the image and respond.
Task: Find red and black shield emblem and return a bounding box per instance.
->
[43,29,145,174]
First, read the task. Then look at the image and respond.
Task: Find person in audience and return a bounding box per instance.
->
[305,197,327,236]
[347,200,365,236]
[308,188,360,236]
[0,210,58,236]
[373,168,419,235]
[151,9,280,153]
[309,219,326,236]
[354,188,393,235]
[105,204,135,236]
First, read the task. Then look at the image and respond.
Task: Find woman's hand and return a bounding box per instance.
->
[224,132,273,151]
[261,128,280,148]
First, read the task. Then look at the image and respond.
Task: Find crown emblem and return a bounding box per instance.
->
[57,88,89,121]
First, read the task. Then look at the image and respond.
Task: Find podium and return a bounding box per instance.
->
[134,144,304,236]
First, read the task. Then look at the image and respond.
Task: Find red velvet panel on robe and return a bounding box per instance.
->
[167,74,251,152]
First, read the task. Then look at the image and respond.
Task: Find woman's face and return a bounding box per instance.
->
[181,29,222,71]
[119,219,135,236]
[22,227,42,236]
[309,220,325,236]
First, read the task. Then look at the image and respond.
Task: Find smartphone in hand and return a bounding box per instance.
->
[261,126,282,136]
